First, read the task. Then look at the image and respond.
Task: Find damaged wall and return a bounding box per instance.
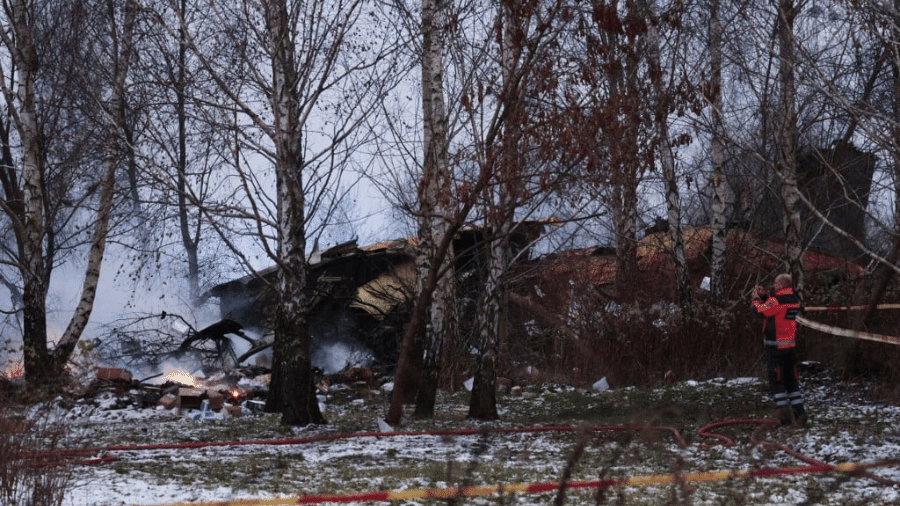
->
[205,222,551,372]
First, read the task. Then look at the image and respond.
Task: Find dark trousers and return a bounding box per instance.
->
[766,346,806,423]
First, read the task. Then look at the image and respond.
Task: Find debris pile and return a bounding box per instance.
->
[83,365,385,420]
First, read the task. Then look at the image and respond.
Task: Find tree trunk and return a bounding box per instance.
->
[708,0,729,302]
[469,0,525,420]
[415,243,457,417]
[386,227,458,426]
[273,265,324,425]
[54,0,138,370]
[8,0,51,388]
[469,224,505,420]
[609,30,641,300]
[176,0,201,302]
[263,0,324,426]
[776,0,803,292]
[642,0,690,308]
[613,173,640,297]
[412,0,456,418]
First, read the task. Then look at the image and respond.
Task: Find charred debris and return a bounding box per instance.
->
[89,220,550,409]
[69,222,551,418]
[201,221,551,374]
[90,217,866,415]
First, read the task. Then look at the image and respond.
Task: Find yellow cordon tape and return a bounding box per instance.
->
[797,315,900,346]
[124,461,896,506]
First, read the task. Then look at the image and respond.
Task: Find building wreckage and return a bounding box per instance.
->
[196,221,552,374]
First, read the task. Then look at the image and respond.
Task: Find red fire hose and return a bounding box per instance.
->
[24,419,900,490]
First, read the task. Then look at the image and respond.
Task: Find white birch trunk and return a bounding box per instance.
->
[470,219,506,419]
[471,0,523,420]
[708,0,729,302]
[263,0,323,425]
[55,0,139,366]
[613,164,640,295]
[414,0,457,416]
[642,0,690,307]
[609,37,641,297]
[5,0,49,384]
[776,0,804,291]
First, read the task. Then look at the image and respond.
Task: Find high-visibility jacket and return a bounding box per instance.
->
[751,287,802,349]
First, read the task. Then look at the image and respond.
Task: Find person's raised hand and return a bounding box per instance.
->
[752,285,766,301]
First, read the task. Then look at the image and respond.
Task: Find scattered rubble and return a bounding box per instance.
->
[56,363,536,424]
[81,365,392,420]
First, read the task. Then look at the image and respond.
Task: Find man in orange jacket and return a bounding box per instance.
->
[751,273,808,427]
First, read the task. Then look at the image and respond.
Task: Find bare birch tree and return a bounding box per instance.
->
[412,0,458,418]
[640,0,691,308]
[0,0,134,389]
[383,0,497,426]
[564,2,655,300]
[138,0,213,302]
[382,0,475,426]
[386,0,572,424]
[163,0,403,425]
[467,0,525,422]
[466,0,574,419]
[707,0,729,302]
[775,0,804,292]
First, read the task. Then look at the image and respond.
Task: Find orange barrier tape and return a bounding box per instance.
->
[797,315,900,346]
[122,461,897,506]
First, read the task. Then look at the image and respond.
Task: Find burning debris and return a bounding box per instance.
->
[83,362,386,421]
[79,222,552,389]
[82,364,267,419]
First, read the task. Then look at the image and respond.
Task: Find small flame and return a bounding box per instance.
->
[3,361,23,380]
[165,369,202,388]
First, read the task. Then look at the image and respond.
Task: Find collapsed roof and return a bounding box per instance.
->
[204,220,554,369]
[520,225,866,307]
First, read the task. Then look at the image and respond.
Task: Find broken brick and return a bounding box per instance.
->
[205,390,225,411]
[157,393,177,410]
[96,367,133,383]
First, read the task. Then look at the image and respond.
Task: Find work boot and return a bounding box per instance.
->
[792,407,808,428]
[778,408,793,427]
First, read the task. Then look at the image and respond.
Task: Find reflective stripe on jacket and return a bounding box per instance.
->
[751,287,802,349]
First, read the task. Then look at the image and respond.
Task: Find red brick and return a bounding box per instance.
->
[157,393,177,410]
[206,390,225,411]
[96,367,133,382]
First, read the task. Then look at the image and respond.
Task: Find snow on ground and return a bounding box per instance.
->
[19,374,900,506]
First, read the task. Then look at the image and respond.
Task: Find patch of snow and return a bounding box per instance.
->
[13,374,895,506]
[727,377,760,385]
